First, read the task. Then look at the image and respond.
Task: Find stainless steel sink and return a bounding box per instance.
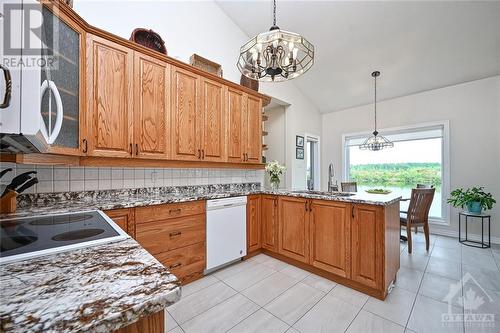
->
[291,190,355,197]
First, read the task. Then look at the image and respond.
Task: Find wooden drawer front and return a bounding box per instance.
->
[156,242,205,283]
[136,215,205,254]
[135,201,205,223]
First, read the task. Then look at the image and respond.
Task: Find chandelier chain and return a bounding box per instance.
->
[273,0,277,27]
[374,73,377,132]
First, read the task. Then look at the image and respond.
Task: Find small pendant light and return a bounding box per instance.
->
[359,71,394,151]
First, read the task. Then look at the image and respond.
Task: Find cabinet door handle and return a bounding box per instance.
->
[169,262,182,269]
[309,200,312,211]
[169,231,182,238]
[129,143,133,155]
[169,208,182,214]
[0,64,12,109]
[274,198,277,207]
[305,201,308,212]
[82,139,88,153]
[135,143,139,156]
[198,149,202,159]
[202,149,205,159]
[352,206,355,219]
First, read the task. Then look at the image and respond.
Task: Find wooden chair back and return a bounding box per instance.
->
[416,184,434,189]
[341,182,358,192]
[407,188,435,225]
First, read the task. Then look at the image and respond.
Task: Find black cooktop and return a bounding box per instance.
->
[0,211,121,258]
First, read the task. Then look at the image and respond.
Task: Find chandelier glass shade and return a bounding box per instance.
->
[359,71,394,151]
[237,1,314,82]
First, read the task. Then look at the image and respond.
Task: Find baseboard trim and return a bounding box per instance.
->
[430,225,500,245]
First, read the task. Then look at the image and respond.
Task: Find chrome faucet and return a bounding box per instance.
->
[327,163,338,192]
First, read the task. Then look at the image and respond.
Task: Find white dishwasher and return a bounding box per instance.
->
[206,196,247,272]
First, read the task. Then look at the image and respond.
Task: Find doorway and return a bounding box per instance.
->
[306,135,320,190]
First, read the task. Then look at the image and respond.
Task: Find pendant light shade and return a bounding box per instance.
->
[237,0,314,82]
[359,71,394,151]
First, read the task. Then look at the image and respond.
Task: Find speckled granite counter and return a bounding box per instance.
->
[0,238,181,333]
[1,183,400,219]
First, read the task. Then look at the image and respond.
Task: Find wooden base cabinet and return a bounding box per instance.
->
[114,310,164,333]
[134,201,206,284]
[278,197,310,263]
[310,200,350,278]
[261,195,278,252]
[247,195,261,253]
[105,208,135,237]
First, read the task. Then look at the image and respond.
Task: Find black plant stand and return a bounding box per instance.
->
[458,211,491,248]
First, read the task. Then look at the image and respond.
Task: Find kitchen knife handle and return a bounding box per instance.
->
[0,64,12,109]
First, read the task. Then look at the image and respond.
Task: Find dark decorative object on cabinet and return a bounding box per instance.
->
[130,28,167,55]
[240,74,259,92]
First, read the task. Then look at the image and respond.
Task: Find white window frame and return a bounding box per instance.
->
[305,133,321,191]
[341,120,450,226]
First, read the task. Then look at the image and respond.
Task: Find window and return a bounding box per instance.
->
[343,123,449,222]
[306,135,320,190]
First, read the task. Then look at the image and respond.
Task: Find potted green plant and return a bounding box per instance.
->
[265,161,286,190]
[447,187,496,214]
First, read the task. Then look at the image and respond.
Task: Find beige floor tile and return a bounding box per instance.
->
[395,267,424,293]
[400,252,430,272]
[265,282,325,325]
[242,272,299,306]
[280,265,311,280]
[463,283,500,333]
[168,281,237,324]
[261,257,293,271]
[293,294,359,333]
[223,263,276,291]
[462,265,500,292]
[301,273,337,293]
[212,260,260,280]
[427,256,462,280]
[329,284,369,308]
[363,287,416,326]
[462,251,497,269]
[247,253,273,264]
[419,272,461,304]
[181,275,219,298]
[228,309,290,333]
[346,310,405,333]
[407,294,463,333]
[181,294,259,333]
[166,310,179,332]
[431,246,462,263]
[435,236,462,250]
[167,326,184,333]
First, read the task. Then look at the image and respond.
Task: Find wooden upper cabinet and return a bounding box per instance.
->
[245,95,262,163]
[200,78,226,162]
[134,53,170,159]
[227,88,245,163]
[278,196,310,263]
[247,195,261,253]
[86,34,134,158]
[351,204,384,289]
[261,195,278,252]
[310,200,351,278]
[171,66,201,161]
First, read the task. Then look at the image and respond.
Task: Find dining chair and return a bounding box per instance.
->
[341,182,358,192]
[416,184,434,189]
[400,188,435,253]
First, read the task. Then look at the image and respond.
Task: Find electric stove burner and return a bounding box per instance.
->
[52,228,105,241]
[29,214,94,226]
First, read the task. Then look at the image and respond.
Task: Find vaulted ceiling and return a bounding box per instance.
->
[217,1,500,113]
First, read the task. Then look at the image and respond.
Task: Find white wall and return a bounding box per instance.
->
[74,0,322,190]
[321,76,500,240]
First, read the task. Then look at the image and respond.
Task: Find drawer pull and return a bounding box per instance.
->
[169,262,182,269]
[169,208,182,214]
[169,231,182,238]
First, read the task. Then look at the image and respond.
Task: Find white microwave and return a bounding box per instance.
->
[0,0,77,153]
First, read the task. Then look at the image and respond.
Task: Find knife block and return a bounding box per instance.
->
[0,190,17,214]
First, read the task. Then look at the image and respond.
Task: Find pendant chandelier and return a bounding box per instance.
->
[359,71,394,151]
[237,0,314,82]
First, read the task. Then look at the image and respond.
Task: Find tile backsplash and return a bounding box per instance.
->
[0,163,265,194]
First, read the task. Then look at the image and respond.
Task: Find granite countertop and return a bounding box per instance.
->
[1,183,400,219]
[0,238,181,333]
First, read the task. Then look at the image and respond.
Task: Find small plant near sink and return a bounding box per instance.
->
[265,161,286,190]
[447,187,496,214]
